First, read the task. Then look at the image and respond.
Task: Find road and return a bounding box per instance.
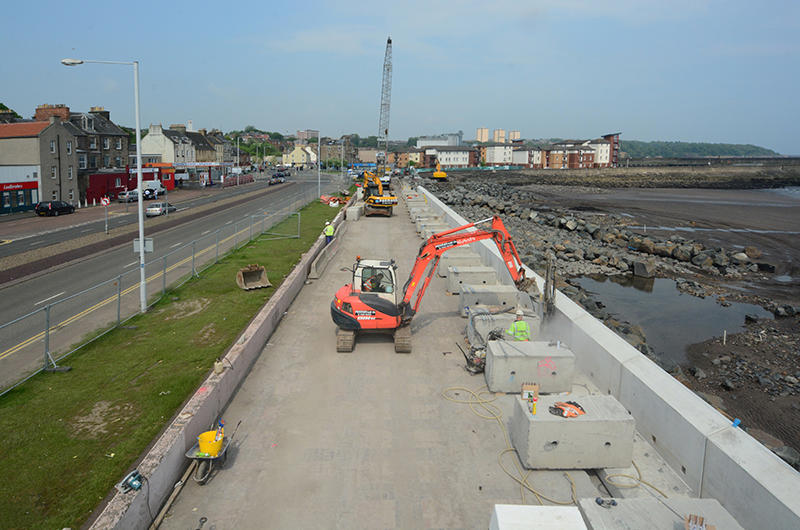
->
[0,171,344,391]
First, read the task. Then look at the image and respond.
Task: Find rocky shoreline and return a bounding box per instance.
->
[420,176,800,467]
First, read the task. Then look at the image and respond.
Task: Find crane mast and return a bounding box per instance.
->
[376,36,392,177]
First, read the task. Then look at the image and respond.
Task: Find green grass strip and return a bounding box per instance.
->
[0,199,340,529]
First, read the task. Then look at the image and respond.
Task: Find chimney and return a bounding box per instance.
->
[170,124,186,133]
[90,106,110,120]
[187,119,194,132]
[199,128,207,136]
[35,104,70,122]
[0,109,17,123]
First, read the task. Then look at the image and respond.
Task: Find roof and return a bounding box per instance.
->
[0,121,49,139]
[161,129,191,144]
[425,146,476,152]
[186,131,215,151]
[69,112,127,136]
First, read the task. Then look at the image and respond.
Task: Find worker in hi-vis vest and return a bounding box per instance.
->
[507,309,531,341]
[324,221,335,244]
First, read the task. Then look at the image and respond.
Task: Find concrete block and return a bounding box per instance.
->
[490,505,586,530]
[484,340,575,393]
[633,259,656,278]
[458,283,518,312]
[345,205,362,221]
[447,265,498,293]
[509,395,634,470]
[417,221,450,235]
[701,427,800,530]
[578,497,744,530]
[467,312,541,351]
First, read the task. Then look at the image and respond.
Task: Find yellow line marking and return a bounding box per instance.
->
[0,226,249,361]
[0,239,12,246]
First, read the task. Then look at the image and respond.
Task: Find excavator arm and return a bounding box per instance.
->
[397,216,526,324]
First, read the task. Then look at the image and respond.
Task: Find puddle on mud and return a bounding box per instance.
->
[574,276,773,366]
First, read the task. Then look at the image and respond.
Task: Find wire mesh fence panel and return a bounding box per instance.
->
[46,274,130,365]
[0,308,47,391]
[166,242,197,291]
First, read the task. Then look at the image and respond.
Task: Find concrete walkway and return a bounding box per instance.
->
[161,199,601,529]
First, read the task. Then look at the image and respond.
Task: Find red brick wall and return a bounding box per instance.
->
[35,104,70,122]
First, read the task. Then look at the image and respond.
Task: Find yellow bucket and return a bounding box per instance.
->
[198,429,224,457]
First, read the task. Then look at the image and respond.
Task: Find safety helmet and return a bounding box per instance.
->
[516,309,524,317]
[325,221,330,225]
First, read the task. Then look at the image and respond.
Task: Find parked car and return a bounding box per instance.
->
[142,188,163,200]
[35,201,75,216]
[118,190,139,203]
[145,202,177,217]
[268,176,279,185]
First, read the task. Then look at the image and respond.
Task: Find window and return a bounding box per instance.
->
[79,154,87,169]
[50,140,56,153]
[68,166,73,180]
[104,155,110,167]
[115,156,121,167]
[103,138,110,150]
[66,140,72,155]
[116,138,122,150]
[51,190,57,200]
[51,166,57,179]
[90,156,97,168]
[68,189,74,200]
[115,177,122,187]
[90,137,97,149]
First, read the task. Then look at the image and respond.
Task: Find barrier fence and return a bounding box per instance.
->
[0,186,320,396]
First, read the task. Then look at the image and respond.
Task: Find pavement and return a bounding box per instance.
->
[160,195,604,529]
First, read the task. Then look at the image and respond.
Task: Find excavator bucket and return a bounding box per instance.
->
[236,264,272,290]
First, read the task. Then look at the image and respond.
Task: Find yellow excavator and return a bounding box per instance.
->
[432,160,447,181]
[362,170,398,216]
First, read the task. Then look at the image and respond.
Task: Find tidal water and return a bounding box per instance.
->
[574,276,773,366]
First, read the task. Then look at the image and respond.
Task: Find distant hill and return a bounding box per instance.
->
[620,140,780,158]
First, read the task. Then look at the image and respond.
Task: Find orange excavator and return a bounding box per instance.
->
[331,216,529,352]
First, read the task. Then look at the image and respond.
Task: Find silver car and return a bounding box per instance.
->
[145,202,177,216]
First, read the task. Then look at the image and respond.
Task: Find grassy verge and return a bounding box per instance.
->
[0,199,340,529]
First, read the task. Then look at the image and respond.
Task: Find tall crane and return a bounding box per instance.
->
[376,36,392,182]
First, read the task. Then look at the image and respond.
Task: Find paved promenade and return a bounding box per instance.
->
[161,197,601,529]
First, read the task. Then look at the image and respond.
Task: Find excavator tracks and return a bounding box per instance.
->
[336,329,355,352]
[393,326,412,353]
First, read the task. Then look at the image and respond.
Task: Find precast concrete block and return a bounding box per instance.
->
[509,395,635,470]
[417,221,450,235]
[467,313,541,351]
[484,340,574,393]
[447,265,498,293]
[458,283,518,312]
[490,505,586,530]
[578,497,744,530]
[345,205,362,221]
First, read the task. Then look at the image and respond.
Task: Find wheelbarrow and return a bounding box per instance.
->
[185,420,241,484]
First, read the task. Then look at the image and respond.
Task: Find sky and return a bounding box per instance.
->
[2,0,799,154]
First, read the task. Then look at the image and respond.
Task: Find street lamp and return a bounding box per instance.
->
[62,58,147,314]
[317,131,321,198]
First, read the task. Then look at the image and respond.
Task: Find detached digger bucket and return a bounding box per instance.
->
[236,264,272,290]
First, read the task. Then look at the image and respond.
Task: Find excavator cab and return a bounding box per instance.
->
[354,259,397,301]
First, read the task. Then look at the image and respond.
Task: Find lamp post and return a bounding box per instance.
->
[317,131,321,198]
[62,58,147,313]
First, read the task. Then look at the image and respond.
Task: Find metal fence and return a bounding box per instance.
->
[0,185,322,396]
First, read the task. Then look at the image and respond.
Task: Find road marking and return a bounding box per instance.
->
[201,230,211,235]
[124,261,137,268]
[34,292,65,306]
[29,241,41,246]
[225,220,233,224]
[170,242,182,248]
[0,239,12,246]
[81,228,93,233]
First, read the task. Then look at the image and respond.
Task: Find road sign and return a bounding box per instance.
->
[133,238,154,253]
[101,197,110,206]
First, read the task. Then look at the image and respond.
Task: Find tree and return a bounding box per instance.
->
[268,131,284,140]
[407,160,417,167]
[406,137,418,147]
[244,125,257,132]
[349,133,361,147]
[0,102,22,120]
[308,137,318,143]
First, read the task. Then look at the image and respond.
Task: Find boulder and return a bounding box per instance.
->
[633,259,656,278]
[672,245,693,262]
[565,219,578,231]
[744,245,762,259]
[692,253,714,268]
[639,238,655,254]
[712,251,729,267]
[731,252,749,264]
